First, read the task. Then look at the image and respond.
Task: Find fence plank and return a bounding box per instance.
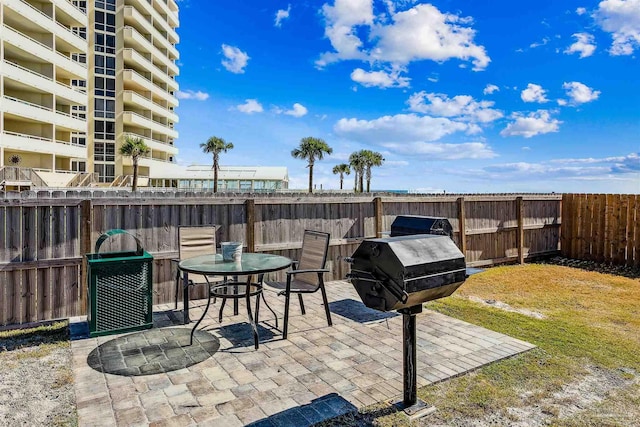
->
[617,195,629,265]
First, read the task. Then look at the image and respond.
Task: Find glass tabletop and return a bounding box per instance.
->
[178,253,292,275]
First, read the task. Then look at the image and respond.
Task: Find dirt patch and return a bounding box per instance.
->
[467,296,546,319]
[0,324,76,426]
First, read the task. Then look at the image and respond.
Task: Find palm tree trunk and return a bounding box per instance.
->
[354,172,358,192]
[359,173,364,193]
[340,174,343,190]
[366,168,372,193]
[213,154,218,193]
[132,159,138,192]
[308,163,314,193]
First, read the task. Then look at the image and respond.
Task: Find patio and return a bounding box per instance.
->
[70,280,535,426]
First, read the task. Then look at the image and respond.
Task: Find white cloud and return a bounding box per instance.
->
[235,99,263,114]
[483,84,499,95]
[594,0,640,55]
[576,7,587,15]
[350,67,410,88]
[561,81,601,105]
[221,44,250,74]
[175,90,209,101]
[521,83,549,103]
[316,0,374,67]
[275,4,291,27]
[564,32,596,58]
[334,114,469,143]
[381,141,496,159]
[479,152,640,179]
[530,37,550,48]
[317,2,490,71]
[500,110,562,138]
[275,103,308,117]
[407,92,503,123]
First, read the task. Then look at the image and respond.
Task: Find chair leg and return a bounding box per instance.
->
[218,298,226,323]
[283,276,292,339]
[319,279,332,327]
[261,291,279,329]
[174,271,180,310]
[298,294,305,315]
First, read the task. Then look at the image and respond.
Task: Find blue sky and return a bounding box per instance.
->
[173,0,639,193]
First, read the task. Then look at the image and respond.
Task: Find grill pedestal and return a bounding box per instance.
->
[396,304,436,418]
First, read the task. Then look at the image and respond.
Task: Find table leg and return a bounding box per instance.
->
[183,271,190,324]
[233,279,239,316]
[190,281,213,346]
[245,275,259,350]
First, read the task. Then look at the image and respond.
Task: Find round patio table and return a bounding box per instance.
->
[179,253,292,349]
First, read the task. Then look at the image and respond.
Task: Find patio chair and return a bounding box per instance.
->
[263,230,333,339]
[173,225,222,309]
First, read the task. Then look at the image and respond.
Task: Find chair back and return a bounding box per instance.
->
[178,226,217,260]
[296,230,330,285]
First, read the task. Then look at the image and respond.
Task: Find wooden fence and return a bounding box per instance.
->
[0,193,562,326]
[561,194,638,266]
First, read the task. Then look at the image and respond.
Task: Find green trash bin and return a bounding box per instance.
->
[86,229,153,337]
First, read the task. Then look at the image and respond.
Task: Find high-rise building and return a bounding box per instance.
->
[0,0,181,188]
[0,0,89,187]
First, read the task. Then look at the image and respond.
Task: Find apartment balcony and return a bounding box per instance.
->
[123,90,178,123]
[53,0,87,27]
[1,131,87,159]
[122,111,178,139]
[122,48,178,91]
[125,0,179,45]
[124,132,178,155]
[123,26,178,76]
[2,25,87,79]
[123,6,178,61]
[2,96,86,132]
[2,60,86,105]
[3,0,86,52]
[122,68,178,107]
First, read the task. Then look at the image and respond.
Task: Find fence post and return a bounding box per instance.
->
[516,196,524,264]
[79,199,92,314]
[374,197,383,237]
[245,199,255,252]
[457,197,467,257]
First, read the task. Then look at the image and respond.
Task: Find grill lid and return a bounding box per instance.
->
[390,215,454,238]
[348,234,466,311]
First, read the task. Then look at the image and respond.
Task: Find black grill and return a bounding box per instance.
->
[346,216,467,415]
[390,215,454,239]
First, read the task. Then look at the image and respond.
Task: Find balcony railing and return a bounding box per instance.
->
[4,60,86,93]
[3,24,87,70]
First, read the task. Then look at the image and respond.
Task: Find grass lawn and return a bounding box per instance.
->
[319,264,640,427]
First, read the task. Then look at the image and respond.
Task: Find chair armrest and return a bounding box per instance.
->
[287,268,330,275]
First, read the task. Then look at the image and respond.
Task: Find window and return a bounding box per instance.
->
[72,27,87,39]
[94,54,115,76]
[73,1,87,13]
[71,133,86,146]
[95,0,115,12]
[94,33,115,54]
[95,11,115,32]
[72,53,86,64]
[94,77,115,97]
[94,143,115,162]
[72,160,86,172]
[94,97,115,118]
[95,163,115,183]
[94,120,115,140]
[72,105,87,120]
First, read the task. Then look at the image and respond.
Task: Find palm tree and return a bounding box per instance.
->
[119,135,150,192]
[291,137,333,193]
[349,151,366,193]
[200,136,234,193]
[332,164,350,190]
[362,150,385,192]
